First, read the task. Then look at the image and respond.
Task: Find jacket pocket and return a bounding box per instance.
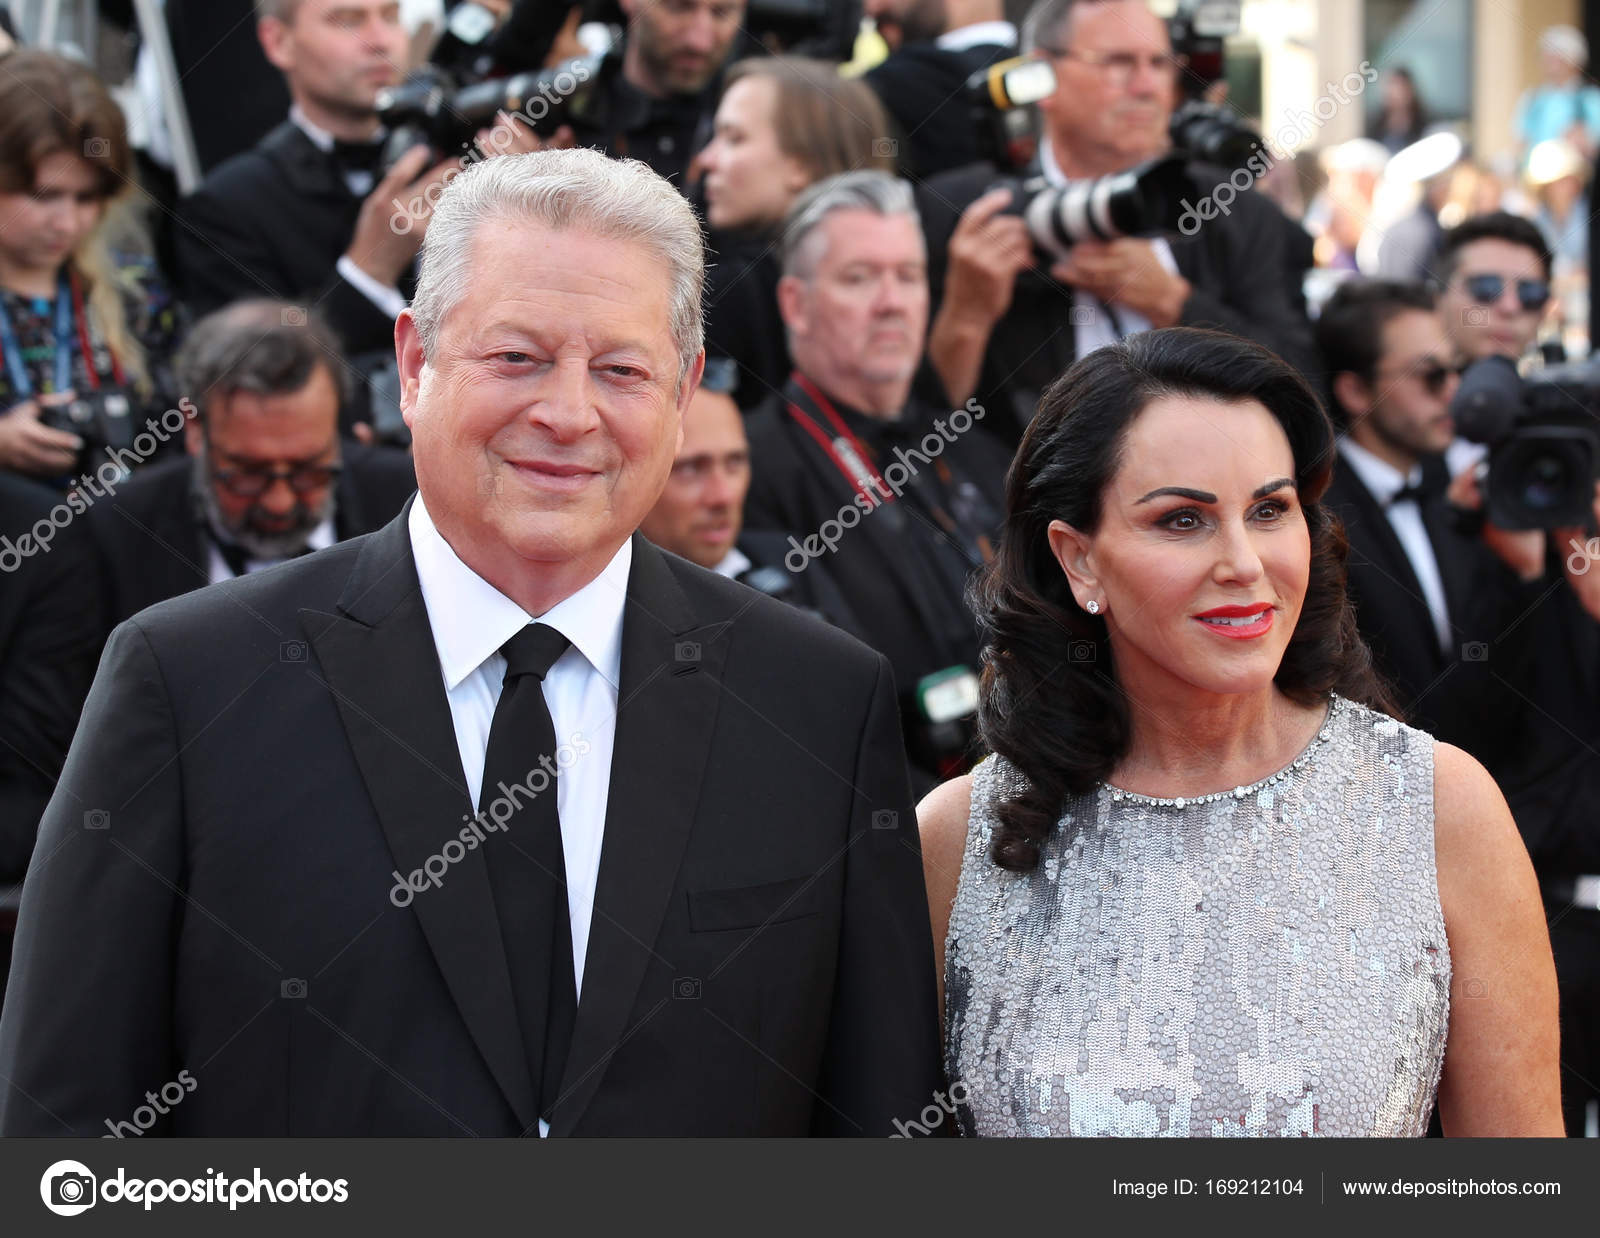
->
[687,875,824,932]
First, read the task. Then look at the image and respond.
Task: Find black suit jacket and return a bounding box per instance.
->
[0,475,106,883]
[174,122,405,357]
[0,508,941,1135]
[863,41,1016,181]
[1322,452,1534,761]
[88,445,417,628]
[917,159,1318,441]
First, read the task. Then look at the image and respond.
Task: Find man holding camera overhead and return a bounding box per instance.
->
[917,0,1313,443]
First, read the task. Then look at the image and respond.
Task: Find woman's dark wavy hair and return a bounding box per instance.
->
[969,327,1394,872]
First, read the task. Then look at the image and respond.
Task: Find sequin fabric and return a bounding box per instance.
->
[944,696,1451,1137]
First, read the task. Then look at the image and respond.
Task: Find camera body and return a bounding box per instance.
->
[38,387,136,472]
[993,154,1206,262]
[51,1171,94,1207]
[1450,355,1600,530]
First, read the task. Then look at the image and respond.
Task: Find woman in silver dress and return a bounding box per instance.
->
[918,327,1562,1136]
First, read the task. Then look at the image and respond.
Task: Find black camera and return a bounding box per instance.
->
[38,388,137,472]
[1450,355,1600,530]
[377,54,602,170]
[994,154,1206,262]
[746,0,861,60]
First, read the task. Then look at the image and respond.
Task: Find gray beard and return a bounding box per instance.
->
[192,449,337,563]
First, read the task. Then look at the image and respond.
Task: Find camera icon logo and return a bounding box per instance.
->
[41,1160,97,1216]
[281,306,308,327]
[280,640,308,663]
[83,809,110,830]
[1464,977,1488,998]
[1461,306,1490,327]
[281,978,308,999]
[1460,641,1489,662]
[1070,640,1097,662]
[83,138,110,159]
[672,976,701,1000]
[872,809,898,830]
[1069,305,1097,327]
[674,640,701,664]
[476,474,504,496]
[872,137,898,159]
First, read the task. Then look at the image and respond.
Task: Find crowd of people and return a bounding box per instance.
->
[0,0,1592,1138]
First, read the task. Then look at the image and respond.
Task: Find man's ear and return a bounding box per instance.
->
[1332,371,1373,424]
[395,310,426,431]
[257,16,294,75]
[183,411,205,457]
[776,274,808,340]
[1046,518,1102,610]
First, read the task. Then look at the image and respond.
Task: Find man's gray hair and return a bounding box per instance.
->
[177,299,347,422]
[411,148,706,385]
[254,0,301,21]
[1021,0,1091,53]
[779,170,921,280]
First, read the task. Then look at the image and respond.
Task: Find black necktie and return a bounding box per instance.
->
[331,138,385,175]
[480,622,576,1128]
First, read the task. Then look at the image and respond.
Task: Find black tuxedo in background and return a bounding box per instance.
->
[87,446,418,629]
[0,506,941,1135]
[0,475,105,884]
[863,39,1015,181]
[175,123,406,357]
[917,160,1318,442]
[1322,452,1534,759]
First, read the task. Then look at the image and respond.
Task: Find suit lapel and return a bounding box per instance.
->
[300,502,540,1133]
[548,535,727,1135]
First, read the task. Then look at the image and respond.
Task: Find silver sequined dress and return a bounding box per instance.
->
[944,695,1451,1137]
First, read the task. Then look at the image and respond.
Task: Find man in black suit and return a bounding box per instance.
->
[917,0,1314,443]
[174,0,456,359]
[0,148,940,1137]
[862,0,1018,181]
[744,172,1011,790]
[88,301,416,629]
[1315,279,1540,755]
[0,475,105,887]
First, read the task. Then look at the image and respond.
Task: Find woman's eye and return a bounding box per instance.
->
[1160,509,1202,530]
[1254,500,1289,520]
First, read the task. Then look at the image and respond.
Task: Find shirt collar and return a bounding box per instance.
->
[1337,436,1421,506]
[936,20,1018,51]
[407,494,631,692]
[711,546,751,579]
[289,105,335,153]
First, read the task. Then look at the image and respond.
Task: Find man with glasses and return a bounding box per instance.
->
[1315,279,1540,760]
[916,0,1313,442]
[88,301,417,629]
[1435,211,1554,366]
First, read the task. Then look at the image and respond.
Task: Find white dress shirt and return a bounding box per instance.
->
[936,20,1017,51]
[288,107,409,321]
[710,546,751,580]
[1337,438,1453,653]
[1037,134,1182,360]
[408,495,627,1003]
[205,516,336,584]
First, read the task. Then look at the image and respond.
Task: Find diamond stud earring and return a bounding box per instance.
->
[1086,600,1100,615]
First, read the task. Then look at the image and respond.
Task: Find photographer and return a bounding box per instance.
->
[744,172,1013,789]
[918,0,1313,442]
[0,52,181,486]
[567,0,747,191]
[1435,210,1552,368]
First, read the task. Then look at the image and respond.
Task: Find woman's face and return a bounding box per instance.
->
[700,76,811,231]
[0,151,106,274]
[1049,395,1311,708]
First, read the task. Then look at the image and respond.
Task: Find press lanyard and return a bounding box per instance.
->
[0,270,120,400]
[784,372,893,508]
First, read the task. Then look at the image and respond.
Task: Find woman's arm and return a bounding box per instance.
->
[915,772,972,1017]
[1432,741,1564,1135]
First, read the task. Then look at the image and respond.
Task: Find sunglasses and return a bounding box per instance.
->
[1461,273,1550,311]
[1378,359,1458,396]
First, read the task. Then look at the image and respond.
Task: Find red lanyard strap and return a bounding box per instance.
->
[784,373,893,508]
[68,268,124,390]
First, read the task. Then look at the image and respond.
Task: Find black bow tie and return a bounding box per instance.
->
[1389,476,1436,507]
[331,138,385,175]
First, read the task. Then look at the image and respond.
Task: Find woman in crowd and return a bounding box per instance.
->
[918,327,1562,1137]
[694,56,893,408]
[0,49,181,484]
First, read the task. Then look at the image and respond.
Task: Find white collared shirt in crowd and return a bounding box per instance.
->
[205,515,336,584]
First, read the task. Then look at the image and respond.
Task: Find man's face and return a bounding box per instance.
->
[1035,0,1176,170]
[1354,309,1459,461]
[187,366,343,558]
[399,216,696,589]
[781,210,929,396]
[1437,237,1549,363]
[259,0,407,121]
[624,0,746,97]
[862,0,948,50]
[639,387,749,568]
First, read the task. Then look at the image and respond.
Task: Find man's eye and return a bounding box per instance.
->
[607,365,642,378]
[498,352,531,364]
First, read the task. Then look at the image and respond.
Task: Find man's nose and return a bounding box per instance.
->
[532,361,599,438]
[256,476,297,514]
[681,11,718,53]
